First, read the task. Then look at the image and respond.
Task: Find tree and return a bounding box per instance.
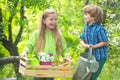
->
[0,0,48,76]
[0,0,21,74]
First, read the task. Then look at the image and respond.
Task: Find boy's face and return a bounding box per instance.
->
[84,13,95,25]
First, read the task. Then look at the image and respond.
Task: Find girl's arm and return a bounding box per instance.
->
[62,37,72,61]
[20,30,37,57]
[62,37,69,57]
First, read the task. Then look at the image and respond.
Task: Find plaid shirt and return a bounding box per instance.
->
[80,23,108,60]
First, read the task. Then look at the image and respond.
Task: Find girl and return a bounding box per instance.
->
[20,9,70,80]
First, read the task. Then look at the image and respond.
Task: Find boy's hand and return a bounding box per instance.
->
[81,40,90,49]
[84,44,90,49]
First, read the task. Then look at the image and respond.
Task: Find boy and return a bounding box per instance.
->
[80,5,108,80]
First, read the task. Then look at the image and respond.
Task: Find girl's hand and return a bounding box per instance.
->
[20,51,27,58]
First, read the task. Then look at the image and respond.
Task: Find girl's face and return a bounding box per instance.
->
[43,13,57,30]
[84,13,95,25]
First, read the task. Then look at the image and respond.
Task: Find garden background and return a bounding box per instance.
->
[0,0,120,80]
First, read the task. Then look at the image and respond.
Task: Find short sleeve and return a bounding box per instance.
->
[97,27,108,42]
[80,28,85,40]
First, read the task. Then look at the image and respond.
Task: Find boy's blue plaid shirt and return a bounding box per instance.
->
[80,23,108,60]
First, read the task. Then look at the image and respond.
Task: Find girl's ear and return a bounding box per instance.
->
[43,19,46,24]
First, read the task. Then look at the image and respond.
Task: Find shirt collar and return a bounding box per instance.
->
[87,23,96,27]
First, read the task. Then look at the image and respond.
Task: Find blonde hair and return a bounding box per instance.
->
[36,9,62,55]
[83,5,103,24]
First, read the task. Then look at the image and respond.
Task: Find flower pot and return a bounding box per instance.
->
[40,61,52,65]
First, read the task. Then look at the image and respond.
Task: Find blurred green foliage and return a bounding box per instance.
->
[0,0,120,80]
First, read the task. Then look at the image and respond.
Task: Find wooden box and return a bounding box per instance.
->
[19,57,73,78]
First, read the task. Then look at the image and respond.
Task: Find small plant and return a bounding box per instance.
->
[37,52,54,65]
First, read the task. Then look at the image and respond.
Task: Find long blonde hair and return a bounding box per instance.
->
[36,9,62,55]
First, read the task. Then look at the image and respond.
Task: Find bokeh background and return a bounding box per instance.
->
[0,0,120,80]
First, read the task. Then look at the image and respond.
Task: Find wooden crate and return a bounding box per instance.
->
[19,57,73,78]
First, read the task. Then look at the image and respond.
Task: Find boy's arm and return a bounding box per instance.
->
[80,25,89,49]
[92,42,108,49]
[93,27,108,49]
[80,40,90,49]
